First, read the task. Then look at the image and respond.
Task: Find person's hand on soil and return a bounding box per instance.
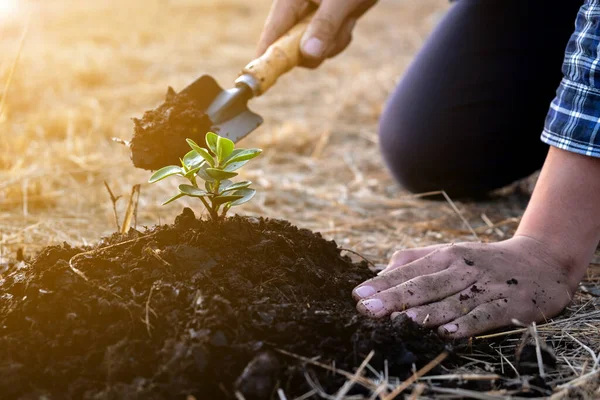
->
[257,0,377,68]
[352,236,585,339]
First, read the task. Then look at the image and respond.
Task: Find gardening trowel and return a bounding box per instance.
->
[130,11,315,170]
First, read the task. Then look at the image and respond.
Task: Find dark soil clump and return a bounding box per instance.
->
[0,209,446,399]
[131,88,212,170]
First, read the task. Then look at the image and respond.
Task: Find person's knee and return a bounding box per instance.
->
[378,110,498,199]
[378,114,439,195]
[378,119,545,199]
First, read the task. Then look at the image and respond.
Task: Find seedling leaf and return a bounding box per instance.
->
[206,132,218,154]
[223,160,250,172]
[206,168,238,180]
[212,194,244,206]
[222,181,252,193]
[149,166,183,183]
[149,132,262,221]
[162,192,185,205]
[184,166,202,179]
[186,139,215,167]
[198,164,215,182]
[179,184,209,197]
[219,180,233,192]
[228,189,256,206]
[216,136,235,162]
[183,150,205,170]
[224,149,262,166]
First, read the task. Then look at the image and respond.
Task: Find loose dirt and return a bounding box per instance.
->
[131,88,213,171]
[0,209,446,399]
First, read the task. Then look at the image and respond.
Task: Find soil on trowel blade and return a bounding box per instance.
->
[131,88,212,171]
[0,209,446,399]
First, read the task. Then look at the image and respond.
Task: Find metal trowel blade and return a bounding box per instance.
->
[180,75,263,144]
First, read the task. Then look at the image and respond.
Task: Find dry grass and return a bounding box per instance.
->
[1,0,599,398]
[0,0,455,257]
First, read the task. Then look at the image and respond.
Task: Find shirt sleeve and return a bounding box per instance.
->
[542,1,600,158]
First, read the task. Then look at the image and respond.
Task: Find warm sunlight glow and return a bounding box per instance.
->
[0,0,18,18]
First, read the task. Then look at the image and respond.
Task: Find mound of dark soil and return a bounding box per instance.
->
[131,88,212,170]
[0,209,446,399]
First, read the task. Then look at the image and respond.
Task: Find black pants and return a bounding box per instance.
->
[379,0,583,198]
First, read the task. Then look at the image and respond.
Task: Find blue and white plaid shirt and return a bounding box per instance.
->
[543,1,600,157]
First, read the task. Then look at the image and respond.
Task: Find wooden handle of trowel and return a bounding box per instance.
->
[240,12,315,96]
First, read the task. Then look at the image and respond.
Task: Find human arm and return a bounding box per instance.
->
[256,0,377,68]
[352,147,600,339]
[352,2,600,339]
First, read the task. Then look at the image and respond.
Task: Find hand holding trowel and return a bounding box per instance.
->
[129,10,317,171]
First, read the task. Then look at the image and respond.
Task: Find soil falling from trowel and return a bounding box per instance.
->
[131,88,212,170]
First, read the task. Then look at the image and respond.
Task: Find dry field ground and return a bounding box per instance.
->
[1,0,599,397]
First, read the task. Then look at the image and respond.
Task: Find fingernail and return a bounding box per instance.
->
[354,286,376,299]
[302,37,325,58]
[359,299,384,315]
[405,310,418,321]
[442,323,458,333]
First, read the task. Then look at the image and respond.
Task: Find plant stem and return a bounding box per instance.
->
[199,197,217,220]
[211,179,222,220]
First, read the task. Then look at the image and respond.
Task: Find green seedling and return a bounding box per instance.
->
[149,132,262,220]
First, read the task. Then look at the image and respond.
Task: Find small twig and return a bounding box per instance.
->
[382,351,449,400]
[276,388,288,400]
[133,186,141,230]
[421,374,501,381]
[367,381,389,400]
[145,247,172,268]
[408,383,426,400]
[339,247,377,270]
[556,368,600,390]
[397,190,444,200]
[564,332,599,368]
[530,322,546,378]
[441,191,479,241]
[562,355,578,376]
[364,362,383,383]
[103,181,122,231]
[144,281,160,337]
[293,389,317,400]
[334,350,374,400]
[480,213,504,237]
[0,15,30,120]
[303,372,331,399]
[67,258,127,305]
[474,311,600,339]
[427,386,509,400]
[69,232,158,278]
[121,184,141,234]
[65,239,154,329]
[234,392,246,400]
[495,348,519,377]
[275,348,376,391]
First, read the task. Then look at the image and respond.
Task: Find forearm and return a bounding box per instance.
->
[354,147,599,338]
[516,147,600,277]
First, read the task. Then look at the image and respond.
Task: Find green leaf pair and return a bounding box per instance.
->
[148,132,262,220]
